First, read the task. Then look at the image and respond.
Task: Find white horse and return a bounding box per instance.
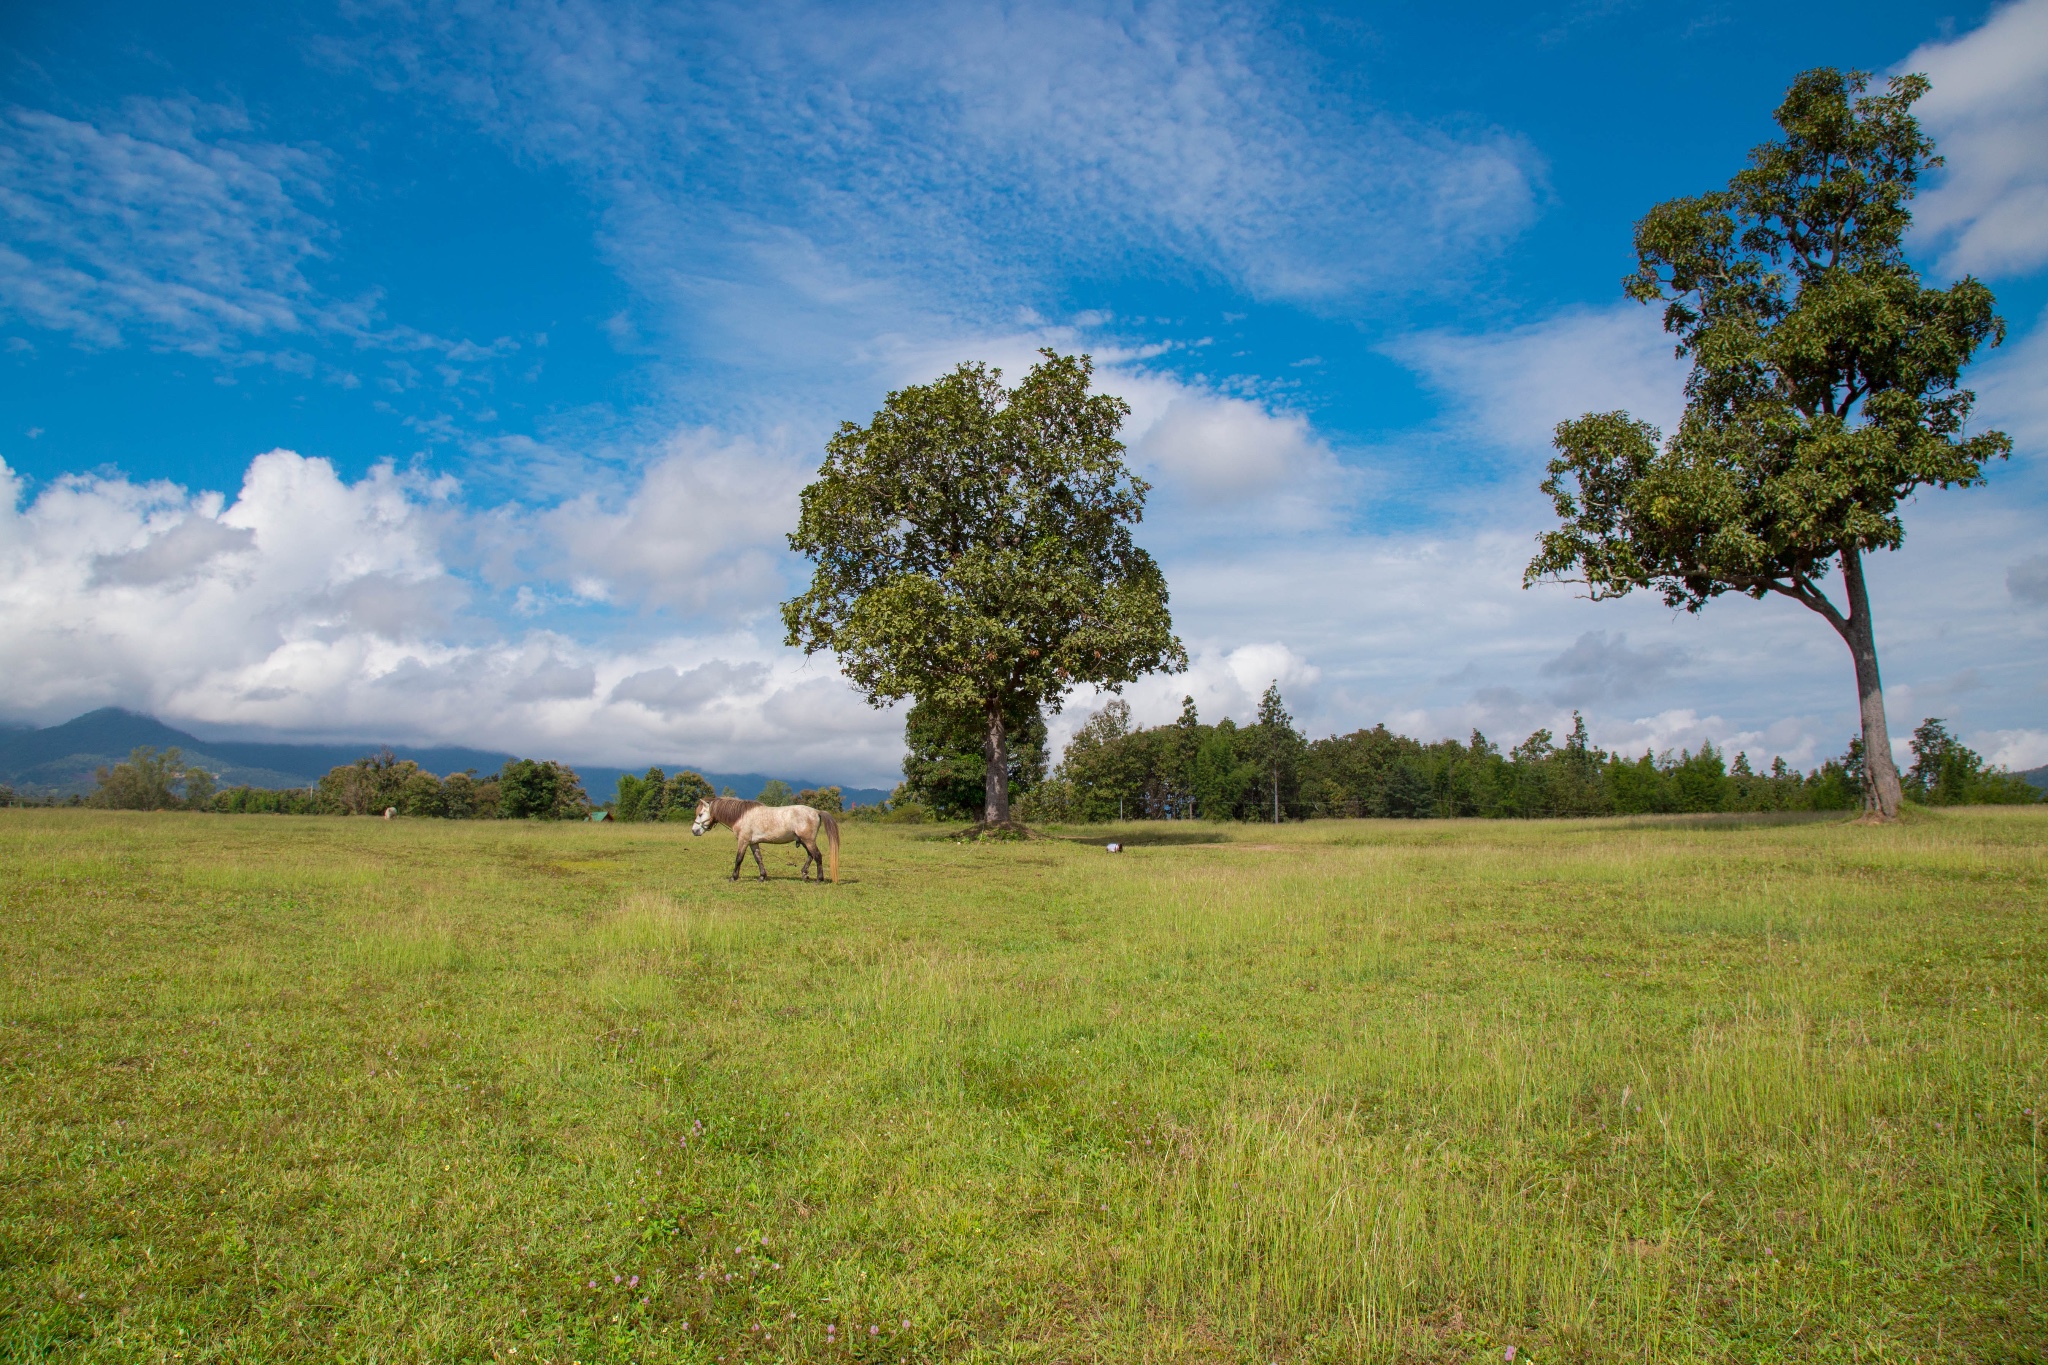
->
[692,797,840,883]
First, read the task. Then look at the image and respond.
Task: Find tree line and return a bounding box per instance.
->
[70,747,597,818]
[55,746,854,821]
[893,688,2036,824]
[610,770,844,819]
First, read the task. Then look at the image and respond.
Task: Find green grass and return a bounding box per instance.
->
[1,809,2043,1363]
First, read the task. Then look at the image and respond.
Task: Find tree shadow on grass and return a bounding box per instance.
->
[1039,826,1233,848]
[1609,810,1854,831]
[909,821,1229,847]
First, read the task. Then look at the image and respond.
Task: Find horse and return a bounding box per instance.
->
[692,797,840,883]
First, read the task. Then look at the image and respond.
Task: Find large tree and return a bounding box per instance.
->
[1526,69,2009,819]
[783,350,1185,824]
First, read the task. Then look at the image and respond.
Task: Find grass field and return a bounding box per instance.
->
[1,809,2043,1364]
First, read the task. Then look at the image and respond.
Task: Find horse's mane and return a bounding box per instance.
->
[710,797,761,825]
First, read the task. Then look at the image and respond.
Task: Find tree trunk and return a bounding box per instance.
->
[1838,545,1904,820]
[982,699,1010,825]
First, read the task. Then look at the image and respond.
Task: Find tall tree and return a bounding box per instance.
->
[1243,683,1304,823]
[1525,69,2009,819]
[783,350,1186,824]
[1169,695,1202,819]
[90,745,200,810]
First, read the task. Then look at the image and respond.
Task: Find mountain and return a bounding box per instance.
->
[0,709,515,797]
[0,709,893,807]
[2023,764,2048,795]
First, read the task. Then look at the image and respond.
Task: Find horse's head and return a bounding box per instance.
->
[691,798,714,836]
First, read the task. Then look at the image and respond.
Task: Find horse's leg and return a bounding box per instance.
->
[751,842,770,881]
[798,836,819,881]
[731,838,747,881]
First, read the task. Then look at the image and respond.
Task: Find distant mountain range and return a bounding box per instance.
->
[2026,765,2048,795]
[0,709,894,807]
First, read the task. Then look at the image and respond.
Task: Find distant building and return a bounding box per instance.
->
[588,809,613,822]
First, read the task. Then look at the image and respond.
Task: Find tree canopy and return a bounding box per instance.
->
[1526,68,2009,819]
[87,746,213,811]
[782,349,1185,823]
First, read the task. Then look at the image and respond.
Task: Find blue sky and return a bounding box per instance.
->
[3,0,2044,786]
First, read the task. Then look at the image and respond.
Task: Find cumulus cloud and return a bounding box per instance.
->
[611,661,771,716]
[89,513,256,587]
[1980,728,2048,771]
[506,655,598,702]
[539,429,805,613]
[1392,303,1688,463]
[1124,390,1349,533]
[1904,0,2048,276]
[0,449,908,778]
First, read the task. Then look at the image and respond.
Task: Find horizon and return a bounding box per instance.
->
[0,706,898,803]
[3,0,2044,789]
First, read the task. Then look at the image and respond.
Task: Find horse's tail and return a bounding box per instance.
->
[822,813,840,883]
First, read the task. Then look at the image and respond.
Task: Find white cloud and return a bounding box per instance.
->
[506,654,598,702]
[339,0,1543,407]
[89,512,255,587]
[0,95,518,380]
[0,450,906,780]
[1125,387,1342,520]
[1979,728,2048,771]
[1974,303,2048,455]
[538,428,805,613]
[0,98,326,352]
[1904,0,2048,276]
[1392,303,1688,461]
[611,661,772,716]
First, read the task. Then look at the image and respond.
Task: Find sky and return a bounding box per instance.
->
[2,0,2044,788]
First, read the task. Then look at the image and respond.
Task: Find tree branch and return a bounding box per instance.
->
[1751,575,1849,634]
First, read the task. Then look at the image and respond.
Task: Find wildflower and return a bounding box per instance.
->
[870,1325,879,1336]
[1505,1349,1516,1362]
[613,1275,621,1284]
[586,1281,595,1289]
[628,1275,639,1288]
[902,1319,911,1329]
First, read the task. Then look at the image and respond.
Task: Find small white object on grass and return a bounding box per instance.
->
[1106,841,1122,853]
